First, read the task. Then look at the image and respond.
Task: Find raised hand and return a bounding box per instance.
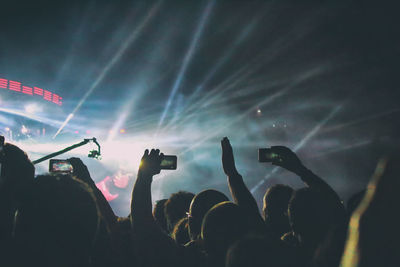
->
[270,146,306,175]
[68,157,94,185]
[221,137,240,177]
[139,149,164,177]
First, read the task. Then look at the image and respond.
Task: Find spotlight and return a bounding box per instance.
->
[5,127,10,132]
[119,129,126,134]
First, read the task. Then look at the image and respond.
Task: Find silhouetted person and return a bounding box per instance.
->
[0,141,35,265]
[288,188,343,263]
[153,198,168,233]
[262,146,345,260]
[130,149,229,267]
[263,184,294,238]
[164,190,195,233]
[201,201,265,267]
[187,189,229,241]
[68,157,126,266]
[171,217,190,245]
[13,174,100,267]
[131,149,185,267]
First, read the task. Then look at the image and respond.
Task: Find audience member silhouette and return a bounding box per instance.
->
[153,198,168,233]
[187,189,229,241]
[201,201,265,267]
[1,134,396,267]
[164,190,195,233]
[0,141,35,265]
[171,217,190,245]
[13,174,100,267]
[288,188,340,262]
[263,184,294,238]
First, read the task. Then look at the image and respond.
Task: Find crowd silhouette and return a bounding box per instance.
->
[0,135,398,267]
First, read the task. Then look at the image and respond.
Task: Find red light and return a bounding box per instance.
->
[74,130,79,134]
[22,86,33,95]
[9,81,21,92]
[34,87,43,96]
[1,78,63,106]
[43,90,52,101]
[86,130,91,134]
[0,78,7,89]
[52,94,62,105]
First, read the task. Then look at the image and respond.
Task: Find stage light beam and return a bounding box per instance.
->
[53,1,163,139]
[157,0,215,130]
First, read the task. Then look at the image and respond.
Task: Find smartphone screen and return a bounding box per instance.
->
[160,155,177,170]
[258,148,279,163]
[49,159,73,173]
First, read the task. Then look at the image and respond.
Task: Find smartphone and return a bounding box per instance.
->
[160,155,177,170]
[49,159,73,173]
[258,148,280,163]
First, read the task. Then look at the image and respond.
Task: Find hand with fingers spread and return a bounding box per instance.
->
[138,149,164,177]
[221,137,240,177]
[270,146,306,175]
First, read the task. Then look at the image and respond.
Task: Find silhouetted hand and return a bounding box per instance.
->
[139,149,164,177]
[270,146,306,175]
[221,137,240,177]
[68,157,94,185]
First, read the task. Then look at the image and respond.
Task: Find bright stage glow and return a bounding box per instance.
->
[25,103,42,114]
[21,125,28,134]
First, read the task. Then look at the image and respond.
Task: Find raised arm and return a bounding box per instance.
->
[269,147,339,198]
[221,137,259,215]
[68,157,117,229]
[269,146,345,214]
[130,149,182,266]
[130,149,162,227]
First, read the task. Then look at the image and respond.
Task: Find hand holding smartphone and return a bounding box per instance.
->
[258,146,305,175]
